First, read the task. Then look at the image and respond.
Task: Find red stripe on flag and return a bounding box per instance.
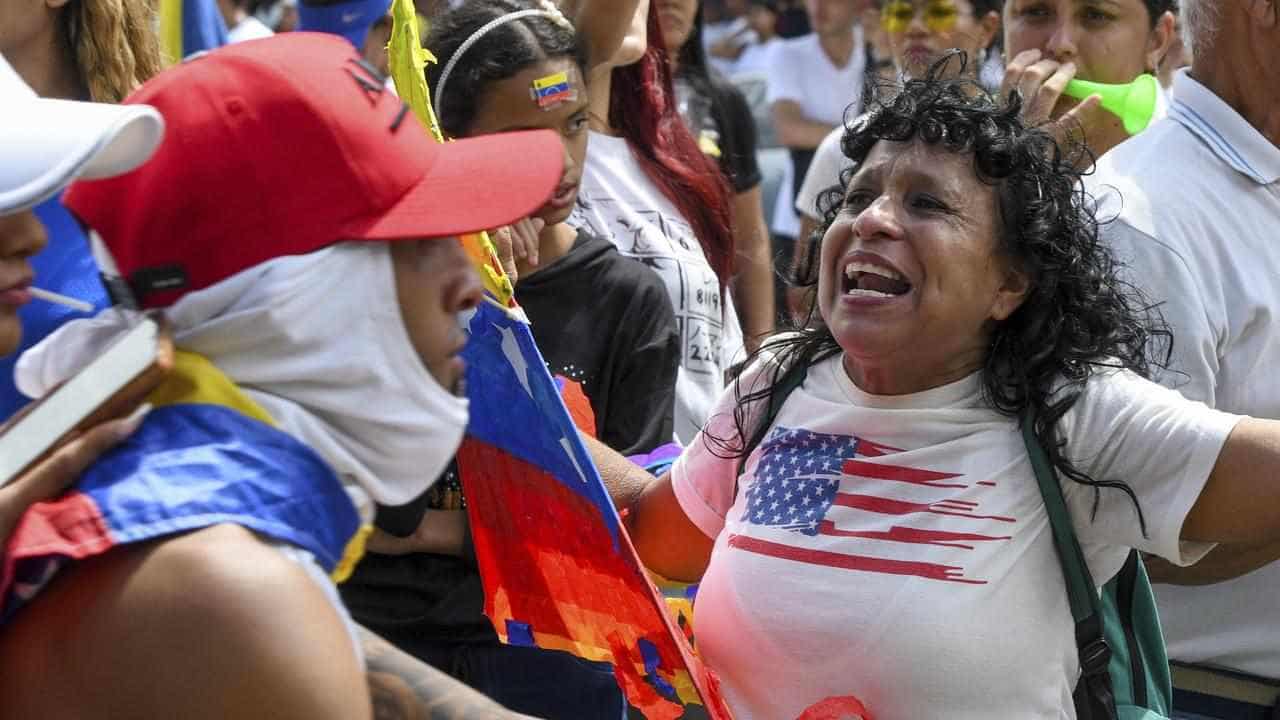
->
[1,491,116,603]
[841,458,966,488]
[853,439,902,457]
[817,520,1012,549]
[728,533,987,584]
[457,439,731,719]
[832,492,1016,522]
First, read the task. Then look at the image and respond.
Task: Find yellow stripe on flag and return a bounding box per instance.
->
[159,0,184,66]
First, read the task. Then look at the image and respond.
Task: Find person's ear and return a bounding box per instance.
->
[990,262,1031,322]
[1145,10,1177,72]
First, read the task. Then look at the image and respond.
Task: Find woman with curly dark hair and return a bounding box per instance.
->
[591,57,1280,718]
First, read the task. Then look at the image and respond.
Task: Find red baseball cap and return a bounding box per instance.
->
[64,33,563,308]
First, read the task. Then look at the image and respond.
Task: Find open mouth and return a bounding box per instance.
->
[842,260,912,298]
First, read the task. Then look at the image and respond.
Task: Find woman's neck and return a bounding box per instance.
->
[8,18,84,100]
[841,347,985,396]
[516,221,578,279]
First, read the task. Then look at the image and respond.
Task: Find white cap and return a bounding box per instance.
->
[0,53,165,215]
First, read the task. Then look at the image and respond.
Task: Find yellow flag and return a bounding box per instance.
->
[386,0,517,307]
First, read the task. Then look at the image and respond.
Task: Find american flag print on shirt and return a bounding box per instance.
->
[728,426,1016,584]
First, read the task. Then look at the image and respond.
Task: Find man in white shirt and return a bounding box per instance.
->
[1088,1,1280,716]
[765,0,866,240]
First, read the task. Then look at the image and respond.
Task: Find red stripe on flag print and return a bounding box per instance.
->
[841,458,966,488]
[831,492,1017,522]
[816,520,1013,549]
[727,533,987,584]
[852,439,901,457]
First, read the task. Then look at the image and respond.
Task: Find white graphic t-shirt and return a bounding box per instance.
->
[671,352,1239,719]
[569,131,745,443]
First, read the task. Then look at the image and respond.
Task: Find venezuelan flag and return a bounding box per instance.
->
[0,352,363,624]
[457,302,732,720]
[384,4,729,714]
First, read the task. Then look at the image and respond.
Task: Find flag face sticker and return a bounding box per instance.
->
[728,426,1016,585]
[530,71,577,109]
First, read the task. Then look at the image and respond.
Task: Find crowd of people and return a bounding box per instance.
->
[0,0,1277,718]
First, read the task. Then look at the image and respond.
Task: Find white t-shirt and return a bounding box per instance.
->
[1090,68,1280,680]
[568,131,745,444]
[227,16,274,43]
[766,29,866,237]
[671,351,1238,719]
[703,17,755,77]
[795,124,853,222]
[731,37,782,79]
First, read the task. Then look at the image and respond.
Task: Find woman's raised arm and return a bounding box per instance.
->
[559,0,646,72]
[1183,417,1280,544]
[582,433,715,583]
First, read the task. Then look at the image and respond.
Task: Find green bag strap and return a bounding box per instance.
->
[1020,410,1118,719]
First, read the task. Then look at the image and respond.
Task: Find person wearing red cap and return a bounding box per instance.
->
[0,33,562,720]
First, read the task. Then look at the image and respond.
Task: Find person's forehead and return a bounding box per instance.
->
[855,140,981,189]
[473,59,586,127]
[1010,0,1133,10]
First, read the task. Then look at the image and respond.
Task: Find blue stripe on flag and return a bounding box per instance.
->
[461,302,622,542]
[77,404,358,571]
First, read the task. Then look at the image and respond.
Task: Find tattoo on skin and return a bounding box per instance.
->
[359,625,523,720]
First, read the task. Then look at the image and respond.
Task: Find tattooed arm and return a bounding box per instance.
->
[359,625,540,720]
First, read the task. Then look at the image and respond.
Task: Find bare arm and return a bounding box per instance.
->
[1146,541,1280,586]
[730,186,776,351]
[624,473,715,583]
[559,0,646,72]
[582,432,655,509]
[771,100,836,150]
[1183,418,1280,545]
[360,625,539,720]
[582,434,711,582]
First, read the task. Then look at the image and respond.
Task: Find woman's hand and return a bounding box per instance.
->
[0,408,147,546]
[1000,49,1105,146]
[489,217,546,285]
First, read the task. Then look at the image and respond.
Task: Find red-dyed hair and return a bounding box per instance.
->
[607,3,735,287]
